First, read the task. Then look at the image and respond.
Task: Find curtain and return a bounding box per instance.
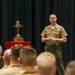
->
[0,0,75,66]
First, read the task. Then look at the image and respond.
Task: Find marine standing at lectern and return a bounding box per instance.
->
[41,14,68,75]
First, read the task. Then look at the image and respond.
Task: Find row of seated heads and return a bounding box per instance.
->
[2,44,75,75]
[10,44,75,75]
[4,44,36,66]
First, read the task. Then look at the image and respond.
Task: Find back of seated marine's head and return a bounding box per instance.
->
[3,49,11,61]
[20,46,36,66]
[65,60,75,75]
[35,52,56,75]
[11,44,24,60]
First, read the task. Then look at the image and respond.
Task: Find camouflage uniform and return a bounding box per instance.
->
[17,70,36,75]
[0,64,21,75]
[41,24,68,75]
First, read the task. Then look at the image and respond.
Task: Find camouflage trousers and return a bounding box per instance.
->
[44,45,65,75]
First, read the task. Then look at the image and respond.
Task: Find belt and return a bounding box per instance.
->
[46,43,60,46]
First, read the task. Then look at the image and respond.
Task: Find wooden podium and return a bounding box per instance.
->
[5,41,31,49]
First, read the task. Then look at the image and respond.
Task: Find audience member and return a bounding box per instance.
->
[65,60,75,75]
[0,44,24,75]
[0,45,2,58]
[18,46,36,75]
[0,45,4,69]
[0,49,11,71]
[34,52,56,75]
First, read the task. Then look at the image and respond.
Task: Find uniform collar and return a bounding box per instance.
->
[20,70,36,74]
[8,64,21,67]
[48,24,58,29]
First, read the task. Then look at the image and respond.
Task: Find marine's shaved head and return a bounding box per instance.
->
[3,49,11,61]
[65,60,75,75]
[36,52,56,75]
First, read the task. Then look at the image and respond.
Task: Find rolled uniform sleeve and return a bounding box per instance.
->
[60,27,68,38]
[41,27,46,38]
